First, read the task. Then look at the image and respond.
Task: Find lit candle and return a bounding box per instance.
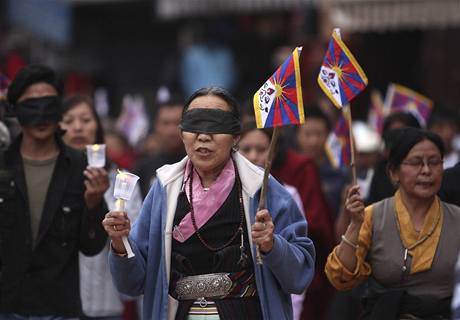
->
[113,170,139,258]
[117,170,129,194]
[86,144,106,168]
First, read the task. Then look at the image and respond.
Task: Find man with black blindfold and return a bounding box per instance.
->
[0,64,109,319]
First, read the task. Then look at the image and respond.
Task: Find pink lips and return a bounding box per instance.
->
[71,137,88,145]
[196,147,212,156]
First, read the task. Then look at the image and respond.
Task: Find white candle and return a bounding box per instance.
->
[86,144,106,168]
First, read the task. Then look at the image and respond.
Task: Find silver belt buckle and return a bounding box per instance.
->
[175,273,232,300]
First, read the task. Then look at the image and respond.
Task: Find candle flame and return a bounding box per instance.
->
[92,144,100,151]
[117,169,127,181]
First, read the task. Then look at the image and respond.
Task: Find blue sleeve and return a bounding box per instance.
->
[108,180,160,296]
[262,181,316,294]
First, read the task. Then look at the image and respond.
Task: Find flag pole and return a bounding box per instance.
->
[343,105,357,185]
[255,126,280,264]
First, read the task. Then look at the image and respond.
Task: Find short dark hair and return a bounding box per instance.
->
[304,105,332,132]
[382,111,421,135]
[427,105,459,128]
[382,111,421,151]
[62,95,105,144]
[387,127,444,172]
[153,94,184,124]
[182,87,240,121]
[7,64,63,105]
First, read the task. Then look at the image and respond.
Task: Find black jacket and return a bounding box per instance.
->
[0,135,108,317]
[134,152,185,198]
[439,161,460,207]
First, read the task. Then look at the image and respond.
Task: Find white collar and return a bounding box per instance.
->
[156,152,264,197]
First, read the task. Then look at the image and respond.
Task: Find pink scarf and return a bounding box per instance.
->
[172,158,235,243]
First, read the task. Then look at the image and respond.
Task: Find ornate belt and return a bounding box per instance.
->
[175,273,233,300]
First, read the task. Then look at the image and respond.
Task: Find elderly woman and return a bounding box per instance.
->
[103,87,315,320]
[326,127,460,319]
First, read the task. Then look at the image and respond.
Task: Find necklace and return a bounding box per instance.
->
[188,159,246,260]
[394,207,441,273]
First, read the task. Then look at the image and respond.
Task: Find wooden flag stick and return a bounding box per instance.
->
[343,105,357,185]
[255,127,281,264]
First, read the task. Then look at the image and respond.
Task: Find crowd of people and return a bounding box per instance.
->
[1,63,460,320]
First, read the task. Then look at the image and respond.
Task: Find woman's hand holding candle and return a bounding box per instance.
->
[84,167,109,209]
[102,211,131,255]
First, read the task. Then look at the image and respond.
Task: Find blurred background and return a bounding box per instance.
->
[1,0,459,120]
[2,2,460,319]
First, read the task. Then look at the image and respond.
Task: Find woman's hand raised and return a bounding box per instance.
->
[344,185,365,226]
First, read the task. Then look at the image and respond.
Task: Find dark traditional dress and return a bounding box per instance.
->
[169,182,262,320]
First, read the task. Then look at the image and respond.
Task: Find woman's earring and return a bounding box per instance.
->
[232,144,238,152]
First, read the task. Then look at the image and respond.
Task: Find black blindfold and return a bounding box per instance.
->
[179,108,241,135]
[15,96,62,127]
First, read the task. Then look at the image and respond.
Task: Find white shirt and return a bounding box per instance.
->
[79,168,143,317]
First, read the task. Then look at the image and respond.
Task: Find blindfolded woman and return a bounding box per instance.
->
[103,87,315,320]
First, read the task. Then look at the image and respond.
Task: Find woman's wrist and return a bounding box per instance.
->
[341,221,362,246]
[111,241,128,257]
[347,220,363,233]
[341,234,358,249]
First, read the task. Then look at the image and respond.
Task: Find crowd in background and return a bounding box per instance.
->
[2,61,460,320]
[1,10,460,318]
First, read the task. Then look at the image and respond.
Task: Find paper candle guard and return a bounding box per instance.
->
[114,171,140,258]
[114,172,139,200]
[86,144,106,168]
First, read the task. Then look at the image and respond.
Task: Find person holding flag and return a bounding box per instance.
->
[319,29,460,319]
[254,46,335,320]
[316,28,369,319]
[326,127,460,319]
[105,87,315,319]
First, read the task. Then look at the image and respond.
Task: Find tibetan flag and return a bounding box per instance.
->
[368,89,386,135]
[325,114,351,169]
[253,47,304,128]
[116,94,149,146]
[385,83,433,127]
[318,28,368,109]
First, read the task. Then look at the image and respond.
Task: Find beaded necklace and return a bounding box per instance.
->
[188,159,248,266]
